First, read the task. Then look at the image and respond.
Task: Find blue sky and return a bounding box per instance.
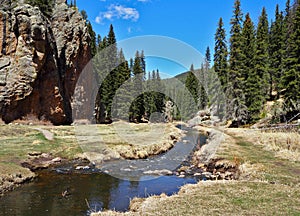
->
[75,0,286,77]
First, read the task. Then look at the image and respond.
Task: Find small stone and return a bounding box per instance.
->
[194,173,201,176]
[178,175,185,178]
[170,134,177,140]
[52,157,61,163]
[202,172,212,179]
[178,166,189,173]
[75,166,90,170]
[211,175,217,180]
[41,153,50,158]
[143,169,172,176]
[197,163,205,169]
[225,171,232,177]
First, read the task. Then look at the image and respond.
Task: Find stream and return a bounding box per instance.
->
[0,126,206,216]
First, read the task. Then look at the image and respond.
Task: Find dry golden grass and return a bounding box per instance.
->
[75,122,183,161]
[256,132,300,161]
[226,128,300,162]
[92,181,300,216]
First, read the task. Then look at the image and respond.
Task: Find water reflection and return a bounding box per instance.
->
[0,171,197,216]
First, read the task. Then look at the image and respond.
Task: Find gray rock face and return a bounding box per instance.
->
[0,0,91,124]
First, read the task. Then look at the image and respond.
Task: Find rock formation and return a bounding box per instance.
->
[0,0,91,125]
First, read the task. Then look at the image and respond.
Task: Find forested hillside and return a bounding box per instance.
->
[89,0,299,126]
[213,0,300,125]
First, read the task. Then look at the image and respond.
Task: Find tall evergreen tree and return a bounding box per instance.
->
[214,17,228,87]
[241,13,256,88]
[144,71,156,118]
[205,46,211,67]
[87,21,96,57]
[130,51,145,122]
[199,65,209,110]
[185,64,199,106]
[269,5,284,97]
[228,0,248,124]
[255,7,270,100]
[107,24,118,69]
[282,0,300,112]
[241,13,262,121]
[95,25,118,123]
[112,49,132,120]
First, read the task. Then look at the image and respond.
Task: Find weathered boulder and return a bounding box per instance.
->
[0,0,91,125]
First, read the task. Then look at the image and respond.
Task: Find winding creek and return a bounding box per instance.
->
[0,126,206,216]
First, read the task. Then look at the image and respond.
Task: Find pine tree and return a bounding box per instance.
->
[255,7,270,100]
[95,25,118,123]
[199,65,208,110]
[214,17,228,87]
[241,13,255,88]
[241,13,262,121]
[205,46,211,67]
[117,49,131,83]
[185,64,199,107]
[144,69,165,121]
[80,10,88,20]
[282,0,300,112]
[80,10,96,57]
[87,21,96,57]
[229,0,244,87]
[227,0,248,124]
[107,24,118,69]
[154,69,165,114]
[130,51,145,122]
[269,5,284,98]
[112,49,132,120]
[144,71,156,118]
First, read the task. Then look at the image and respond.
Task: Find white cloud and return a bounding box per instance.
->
[95,16,102,24]
[137,0,150,2]
[95,4,139,24]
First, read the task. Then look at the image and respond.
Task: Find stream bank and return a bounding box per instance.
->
[0,124,206,215]
[0,122,183,196]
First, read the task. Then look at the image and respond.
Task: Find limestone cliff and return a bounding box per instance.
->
[0,0,91,125]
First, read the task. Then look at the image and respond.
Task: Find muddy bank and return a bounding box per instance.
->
[0,164,35,196]
[174,125,239,180]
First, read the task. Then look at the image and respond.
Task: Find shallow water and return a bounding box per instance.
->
[0,126,206,216]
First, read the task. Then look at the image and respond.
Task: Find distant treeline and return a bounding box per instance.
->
[90,25,168,123]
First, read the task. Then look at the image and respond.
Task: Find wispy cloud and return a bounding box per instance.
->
[137,0,150,2]
[95,4,140,24]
